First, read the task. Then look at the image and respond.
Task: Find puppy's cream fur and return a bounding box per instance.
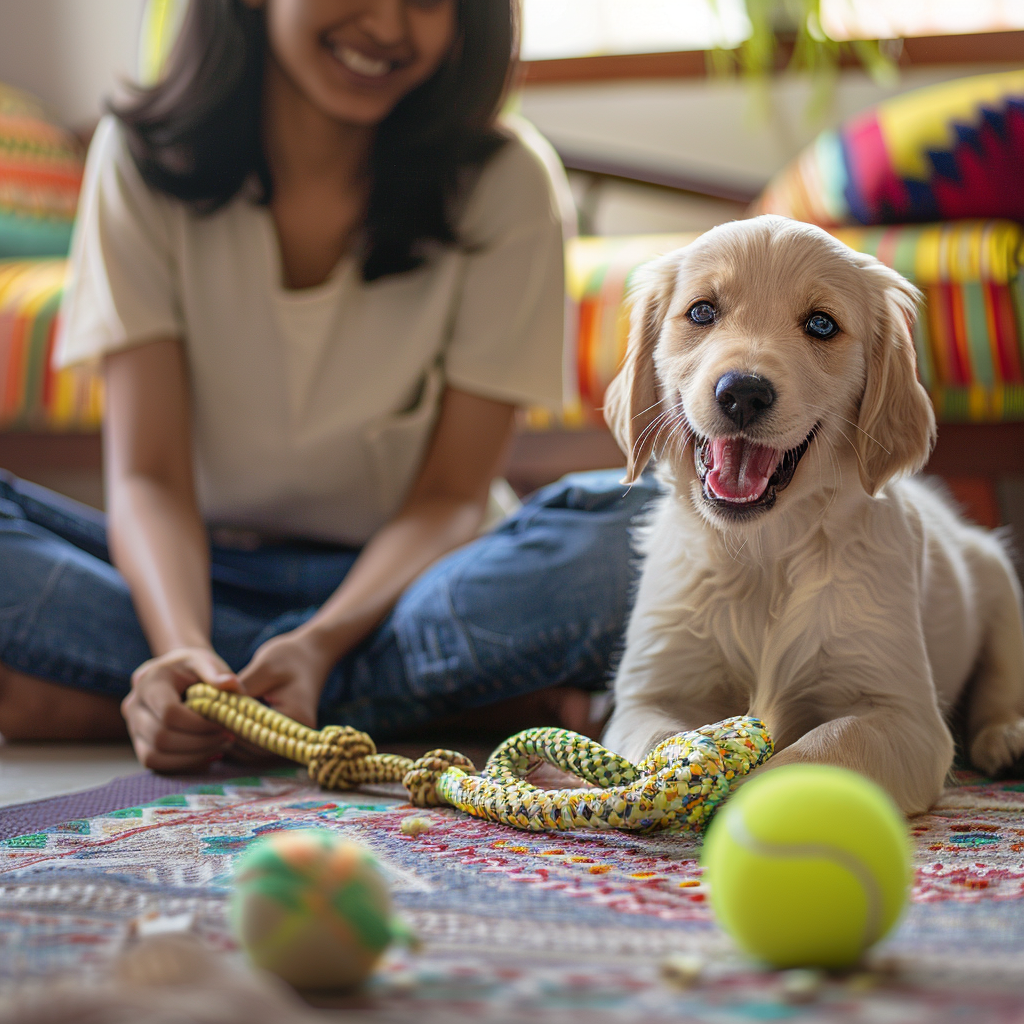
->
[602,215,1024,814]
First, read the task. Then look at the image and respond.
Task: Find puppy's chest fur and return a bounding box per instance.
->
[673,545,838,697]
[625,497,890,723]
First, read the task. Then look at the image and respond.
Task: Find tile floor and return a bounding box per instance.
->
[0,742,140,807]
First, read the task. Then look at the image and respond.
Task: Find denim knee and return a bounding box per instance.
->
[0,517,148,697]
[389,469,661,707]
[0,471,108,561]
[520,468,660,516]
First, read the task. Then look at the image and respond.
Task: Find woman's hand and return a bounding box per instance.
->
[237,630,335,729]
[122,647,238,772]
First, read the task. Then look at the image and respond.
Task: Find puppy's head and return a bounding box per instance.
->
[604,215,935,527]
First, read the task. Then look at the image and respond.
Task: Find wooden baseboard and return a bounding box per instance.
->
[504,428,624,494]
[0,432,102,477]
[923,423,1024,477]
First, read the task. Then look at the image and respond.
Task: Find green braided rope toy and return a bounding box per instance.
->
[184,683,773,833]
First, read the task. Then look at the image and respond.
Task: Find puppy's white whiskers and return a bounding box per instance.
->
[627,399,667,423]
[802,403,892,455]
[632,409,670,460]
[832,423,869,480]
[816,436,841,521]
[656,403,692,455]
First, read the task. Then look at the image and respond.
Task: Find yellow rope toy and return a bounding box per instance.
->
[184,683,773,833]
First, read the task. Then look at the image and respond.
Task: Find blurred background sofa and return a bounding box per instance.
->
[0,2,1022,536]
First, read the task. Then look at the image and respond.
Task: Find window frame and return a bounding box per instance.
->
[519,30,1024,85]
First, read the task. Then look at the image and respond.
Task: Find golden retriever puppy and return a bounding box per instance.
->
[602,215,1024,815]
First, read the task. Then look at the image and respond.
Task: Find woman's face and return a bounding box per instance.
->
[262,0,457,126]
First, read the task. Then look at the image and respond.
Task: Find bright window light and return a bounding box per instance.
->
[822,0,1024,40]
[520,0,1024,61]
[520,0,751,61]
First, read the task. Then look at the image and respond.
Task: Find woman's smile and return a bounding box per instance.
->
[328,42,395,79]
[266,0,457,126]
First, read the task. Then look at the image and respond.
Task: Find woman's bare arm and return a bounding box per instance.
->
[104,339,210,652]
[104,339,236,769]
[239,386,516,724]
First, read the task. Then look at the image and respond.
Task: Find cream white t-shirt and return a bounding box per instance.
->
[56,115,572,545]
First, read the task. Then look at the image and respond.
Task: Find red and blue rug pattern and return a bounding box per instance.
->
[3,770,1024,1021]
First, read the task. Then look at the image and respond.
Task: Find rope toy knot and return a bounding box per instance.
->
[308,726,382,789]
[317,725,377,760]
[404,749,477,807]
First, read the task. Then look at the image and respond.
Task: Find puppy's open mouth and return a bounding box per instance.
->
[694,425,818,516]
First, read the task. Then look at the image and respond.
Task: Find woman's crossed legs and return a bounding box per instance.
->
[0,470,658,746]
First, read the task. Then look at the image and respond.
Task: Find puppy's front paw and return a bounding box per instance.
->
[970,718,1024,777]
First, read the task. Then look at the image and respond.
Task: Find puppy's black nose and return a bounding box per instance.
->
[715,372,776,428]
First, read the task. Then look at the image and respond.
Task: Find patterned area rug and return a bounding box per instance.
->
[3,769,1024,1022]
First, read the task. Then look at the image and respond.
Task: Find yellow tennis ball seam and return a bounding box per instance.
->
[724,803,885,947]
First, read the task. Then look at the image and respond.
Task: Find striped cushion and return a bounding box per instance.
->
[2,221,1022,432]
[0,260,101,430]
[0,83,84,258]
[547,221,1024,427]
[830,222,1024,422]
[546,232,700,429]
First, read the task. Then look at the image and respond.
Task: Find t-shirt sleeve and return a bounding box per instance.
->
[443,117,575,411]
[53,115,183,369]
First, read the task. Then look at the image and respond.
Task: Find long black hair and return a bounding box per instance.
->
[113,0,517,281]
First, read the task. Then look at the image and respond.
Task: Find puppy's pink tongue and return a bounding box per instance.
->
[706,438,778,502]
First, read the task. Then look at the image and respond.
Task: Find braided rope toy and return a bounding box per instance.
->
[184,683,773,833]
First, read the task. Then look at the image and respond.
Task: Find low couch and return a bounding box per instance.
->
[1,72,1023,528]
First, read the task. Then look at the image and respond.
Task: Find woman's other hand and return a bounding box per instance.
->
[237,630,334,729]
[122,648,237,772]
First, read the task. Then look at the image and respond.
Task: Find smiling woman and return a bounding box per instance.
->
[0,0,659,764]
[116,0,513,281]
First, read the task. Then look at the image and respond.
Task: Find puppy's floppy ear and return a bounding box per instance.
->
[855,263,936,495]
[603,256,677,484]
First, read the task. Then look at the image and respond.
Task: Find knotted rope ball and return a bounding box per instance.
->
[231,829,409,990]
[185,684,772,833]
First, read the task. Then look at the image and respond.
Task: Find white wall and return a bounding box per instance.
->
[0,0,146,127]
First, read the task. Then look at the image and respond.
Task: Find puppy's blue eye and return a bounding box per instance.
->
[688,301,716,325]
[806,312,839,339]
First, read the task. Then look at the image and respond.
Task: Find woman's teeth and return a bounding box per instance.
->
[333,45,391,78]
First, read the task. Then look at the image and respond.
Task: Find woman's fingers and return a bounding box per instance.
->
[124,647,243,771]
[236,661,281,699]
[130,693,226,750]
[139,707,228,755]
[163,699,226,735]
[157,702,229,743]
[139,677,225,735]
[178,649,238,692]
[127,707,226,771]
[236,671,316,727]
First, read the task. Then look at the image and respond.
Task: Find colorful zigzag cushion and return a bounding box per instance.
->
[754,70,1024,228]
[0,83,84,258]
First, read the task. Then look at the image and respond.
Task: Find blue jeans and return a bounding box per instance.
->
[0,469,659,738]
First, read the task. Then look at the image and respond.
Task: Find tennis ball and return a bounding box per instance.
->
[702,765,911,969]
[231,830,404,990]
